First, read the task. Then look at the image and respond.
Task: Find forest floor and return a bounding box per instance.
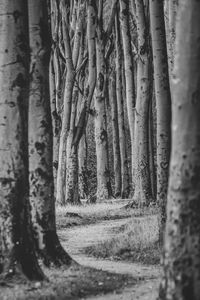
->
[0,201,161,299]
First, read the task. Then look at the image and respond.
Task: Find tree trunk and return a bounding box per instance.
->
[150,0,171,243]
[0,0,44,281]
[28,0,72,266]
[49,55,61,199]
[49,0,62,200]
[133,0,152,206]
[119,0,135,186]
[109,71,122,197]
[159,1,200,298]
[95,3,112,201]
[148,96,156,202]
[70,0,97,154]
[56,0,75,204]
[64,1,86,205]
[168,0,178,73]
[78,134,88,199]
[65,87,80,205]
[115,13,130,198]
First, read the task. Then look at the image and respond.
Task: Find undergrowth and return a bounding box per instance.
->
[84,215,160,265]
[56,201,157,229]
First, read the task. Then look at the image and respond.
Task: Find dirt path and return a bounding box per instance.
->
[58,217,161,299]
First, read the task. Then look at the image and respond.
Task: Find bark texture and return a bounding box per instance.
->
[159,1,200,299]
[115,13,130,198]
[150,0,171,243]
[133,0,152,205]
[56,0,75,204]
[95,1,112,201]
[119,0,135,185]
[0,0,44,280]
[28,0,72,266]
[78,134,88,199]
[109,71,121,197]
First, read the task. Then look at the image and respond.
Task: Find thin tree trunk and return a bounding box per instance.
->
[56,0,75,204]
[70,0,97,152]
[119,0,135,186]
[28,0,72,266]
[78,133,88,199]
[65,1,86,205]
[133,0,152,206]
[65,86,80,204]
[168,0,178,73]
[109,71,122,197]
[49,0,62,199]
[95,1,112,201]
[148,96,156,201]
[150,0,171,244]
[0,0,44,280]
[49,55,61,199]
[159,1,200,298]
[115,13,130,198]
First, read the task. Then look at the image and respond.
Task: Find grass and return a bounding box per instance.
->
[56,201,160,265]
[84,214,160,265]
[56,201,158,229]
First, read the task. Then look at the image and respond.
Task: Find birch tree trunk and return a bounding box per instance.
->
[0,0,44,280]
[159,1,200,298]
[110,71,122,197]
[115,13,130,198]
[28,0,72,266]
[133,0,152,206]
[119,0,135,186]
[150,0,171,243]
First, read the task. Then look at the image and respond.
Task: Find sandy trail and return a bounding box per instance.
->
[58,217,160,299]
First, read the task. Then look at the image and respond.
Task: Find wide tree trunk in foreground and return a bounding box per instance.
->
[28,0,72,266]
[115,13,130,198]
[119,0,135,186]
[0,0,44,280]
[150,0,171,243]
[133,0,152,206]
[159,1,200,299]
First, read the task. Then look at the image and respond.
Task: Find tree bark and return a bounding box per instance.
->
[64,1,86,205]
[28,0,72,266]
[0,0,44,280]
[159,1,200,298]
[119,0,135,186]
[115,12,130,198]
[56,0,75,204]
[49,0,62,199]
[150,0,171,243]
[168,0,178,73]
[78,134,88,199]
[109,71,122,197]
[95,0,112,201]
[133,0,152,206]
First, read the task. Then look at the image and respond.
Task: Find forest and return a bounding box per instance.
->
[0,0,199,299]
